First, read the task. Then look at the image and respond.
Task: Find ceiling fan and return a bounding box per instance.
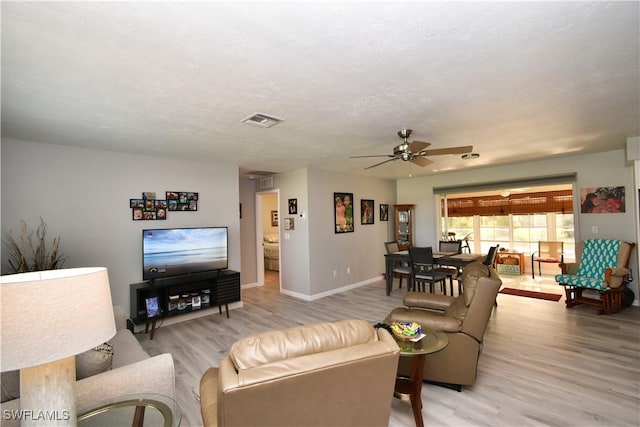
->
[350,129,473,170]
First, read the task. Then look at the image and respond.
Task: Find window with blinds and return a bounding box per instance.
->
[441,190,573,217]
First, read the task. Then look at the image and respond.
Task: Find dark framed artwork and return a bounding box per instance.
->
[580,186,625,213]
[288,198,298,214]
[166,191,199,211]
[271,210,279,226]
[380,204,389,221]
[334,192,354,233]
[130,197,167,220]
[284,217,295,230]
[361,199,374,224]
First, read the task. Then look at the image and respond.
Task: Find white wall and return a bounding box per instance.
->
[397,149,639,301]
[307,168,396,296]
[239,177,257,284]
[1,139,240,310]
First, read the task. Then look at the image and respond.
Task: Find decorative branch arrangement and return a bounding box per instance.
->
[2,218,68,273]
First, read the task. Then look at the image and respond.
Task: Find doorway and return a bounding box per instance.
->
[256,190,281,289]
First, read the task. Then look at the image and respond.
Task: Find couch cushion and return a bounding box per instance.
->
[0,371,20,403]
[77,342,114,380]
[577,239,620,279]
[110,329,149,368]
[229,319,376,370]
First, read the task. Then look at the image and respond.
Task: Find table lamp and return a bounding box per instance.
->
[1,267,116,426]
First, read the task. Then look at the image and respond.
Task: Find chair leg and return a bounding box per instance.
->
[531,255,535,279]
[399,275,403,289]
[538,261,542,278]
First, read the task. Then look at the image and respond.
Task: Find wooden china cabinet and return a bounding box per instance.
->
[394,204,414,250]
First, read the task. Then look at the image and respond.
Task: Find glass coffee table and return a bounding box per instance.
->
[78,393,180,427]
[392,327,448,427]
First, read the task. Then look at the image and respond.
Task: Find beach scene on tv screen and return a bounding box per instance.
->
[144,228,227,278]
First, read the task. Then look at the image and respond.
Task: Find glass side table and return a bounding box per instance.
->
[78,393,180,427]
[393,327,448,427]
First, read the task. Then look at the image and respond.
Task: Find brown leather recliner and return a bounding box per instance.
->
[386,261,502,391]
[199,319,400,426]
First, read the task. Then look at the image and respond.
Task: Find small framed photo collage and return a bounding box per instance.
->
[130,191,199,221]
[166,191,199,211]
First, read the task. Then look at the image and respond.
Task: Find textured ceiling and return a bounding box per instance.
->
[2,1,639,179]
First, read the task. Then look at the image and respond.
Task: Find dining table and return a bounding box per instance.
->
[384,250,485,296]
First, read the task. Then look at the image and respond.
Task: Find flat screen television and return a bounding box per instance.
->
[142,227,228,281]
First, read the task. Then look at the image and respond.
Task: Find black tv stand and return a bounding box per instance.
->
[130,269,241,330]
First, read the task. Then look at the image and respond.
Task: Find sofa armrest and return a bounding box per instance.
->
[113,304,128,331]
[559,262,579,275]
[606,266,630,288]
[413,313,462,333]
[387,308,462,333]
[403,292,454,312]
[75,353,175,413]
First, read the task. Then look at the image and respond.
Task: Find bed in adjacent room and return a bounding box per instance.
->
[263,233,279,271]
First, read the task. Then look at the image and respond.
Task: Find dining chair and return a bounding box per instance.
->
[483,245,500,267]
[384,241,412,290]
[531,241,564,278]
[408,246,448,293]
[483,244,500,305]
[434,240,463,295]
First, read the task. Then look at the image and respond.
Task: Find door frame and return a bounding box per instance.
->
[255,189,281,288]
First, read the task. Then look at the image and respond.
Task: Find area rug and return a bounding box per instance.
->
[499,287,562,301]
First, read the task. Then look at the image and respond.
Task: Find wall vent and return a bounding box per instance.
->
[258,177,274,190]
[241,112,284,128]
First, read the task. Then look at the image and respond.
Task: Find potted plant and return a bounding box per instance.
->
[2,218,68,273]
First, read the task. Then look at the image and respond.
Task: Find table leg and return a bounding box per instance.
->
[394,354,426,427]
[409,354,426,427]
[145,319,158,340]
[385,259,392,296]
[132,404,145,427]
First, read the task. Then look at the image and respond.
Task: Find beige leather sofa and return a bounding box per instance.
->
[1,305,175,425]
[386,261,502,391]
[200,319,400,427]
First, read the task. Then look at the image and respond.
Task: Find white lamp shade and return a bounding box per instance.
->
[1,267,116,372]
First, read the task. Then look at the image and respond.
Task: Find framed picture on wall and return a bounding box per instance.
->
[361,199,374,224]
[580,186,625,213]
[288,198,298,214]
[334,192,354,233]
[271,210,279,226]
[380,204,389,221]
[284,217,295,230]
[166,191,198,211]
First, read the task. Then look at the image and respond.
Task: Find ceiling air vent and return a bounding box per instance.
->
[241,113,284,128]
[257,177,274,190]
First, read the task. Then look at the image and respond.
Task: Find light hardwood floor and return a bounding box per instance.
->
[138,275,640,427]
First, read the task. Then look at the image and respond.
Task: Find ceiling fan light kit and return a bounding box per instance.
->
[462,153,480,160]
[350,128,474,170]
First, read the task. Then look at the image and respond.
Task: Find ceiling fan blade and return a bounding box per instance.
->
[408,140,430,152]
[419,145,474,156]
[365,158,399,170]
[349,154,395,159]
[410,156,433,167]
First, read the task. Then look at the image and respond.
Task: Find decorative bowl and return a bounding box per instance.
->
[390,321,422,340]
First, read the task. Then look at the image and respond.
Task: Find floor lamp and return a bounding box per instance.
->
[1,267,116,426]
